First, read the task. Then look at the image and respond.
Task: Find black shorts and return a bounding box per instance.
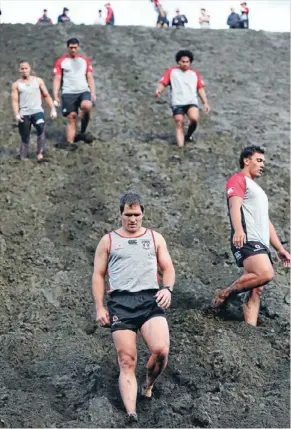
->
[171,104,198,116]
[62,91,91,117]
[157,16,169,26]
[107,289,166,333]
[231,240,272,268]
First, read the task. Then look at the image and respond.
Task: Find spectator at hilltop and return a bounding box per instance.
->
[37,9,53,24]
[172,8,188,28]
[240,2,249,28]
[227,8,241,29]
[199,8,210,29]
[57,7,71,23]
[94,9,105,25]
[105,3,115,25]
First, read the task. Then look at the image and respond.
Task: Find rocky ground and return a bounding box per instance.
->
[0,24,290,428]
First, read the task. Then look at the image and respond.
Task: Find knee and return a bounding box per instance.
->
[68,112,78,122]
[118,351,137,372]
[81,101,92,112]
[260,268,274,284]
[250,286,264,298]
[175,119,184,128]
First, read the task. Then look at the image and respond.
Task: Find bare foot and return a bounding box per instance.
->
[212,288,231,308]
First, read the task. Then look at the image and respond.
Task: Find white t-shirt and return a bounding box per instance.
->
[94,16,105,25]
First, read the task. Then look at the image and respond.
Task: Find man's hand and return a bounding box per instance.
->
[277,248,291,268]
[155,89,162,98]
[203,103,210,113]
[233,229,246,248]
[53,98,60,108]
[91,93,97,104]
[96,306,110,327]
[50,108,57,119]
[15,114,24,122]
[155,288,171,309]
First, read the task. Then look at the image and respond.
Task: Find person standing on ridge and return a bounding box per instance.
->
[92,190,175,424]
[11,61,57,162]
[199,8,210,28]
[172,8,188,28]
[36,9,53,24]
[105,3,115,25]
[53,38,96,150]
[155,50,210,147]
[213,146,290,326]
[57,7,71,23]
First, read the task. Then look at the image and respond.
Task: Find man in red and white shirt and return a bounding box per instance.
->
[213,146,290,326]
[155,50,210,147]
[53,38,96,149]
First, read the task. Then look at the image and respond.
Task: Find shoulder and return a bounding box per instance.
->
[12,80,19,88]
[151,230,166,245]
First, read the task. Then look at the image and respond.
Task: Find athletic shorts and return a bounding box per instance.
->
[231,240,273,268]
[171,104,198,116]
[61,91,91,117]
[157,16,169,26]
[107,289,166,333]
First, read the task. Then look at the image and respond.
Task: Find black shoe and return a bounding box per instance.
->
[184,135,193,143]
[37,158,51,163]
[125,413,138,425]
[74,132,95,144]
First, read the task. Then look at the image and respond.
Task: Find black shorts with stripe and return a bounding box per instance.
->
[107,289,166,333]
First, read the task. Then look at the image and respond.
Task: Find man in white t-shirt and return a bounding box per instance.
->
[94,9,105,25]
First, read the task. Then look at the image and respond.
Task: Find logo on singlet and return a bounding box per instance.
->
[128,240,137,245]
[142,240,150,250]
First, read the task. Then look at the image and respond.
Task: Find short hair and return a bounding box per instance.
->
[175,50,194,63]
[119,190,144,214]
[67,38,79,47]
[19,60,30,66]
[239,145,265,169]
[201,8,206,11]
[43,9,47,12]
[98,9,102,12]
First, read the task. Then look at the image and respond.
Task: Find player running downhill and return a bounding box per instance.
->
[53,38,96,150]
[213,146,290,326]
[11,61,57,162]
[155,50,210,147]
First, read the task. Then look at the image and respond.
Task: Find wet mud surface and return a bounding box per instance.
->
[0,24,290,427]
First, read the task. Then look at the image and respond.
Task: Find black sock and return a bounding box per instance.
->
[186,121,197,138]
[81,113,90,134]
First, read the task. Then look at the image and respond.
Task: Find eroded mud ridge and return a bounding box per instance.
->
[0,24,290,428]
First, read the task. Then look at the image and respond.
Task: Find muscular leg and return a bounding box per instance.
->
[112,330,138,415]
[18,116,31,159]
[80,100,93,134]
[213,254,274,325]
[66,112,78,144]
[140,316,170,398]
[173,114,185,147]
[185,107,199,141]
[34,119,46,160]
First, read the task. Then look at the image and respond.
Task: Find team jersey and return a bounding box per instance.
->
[159,67,205,106]
[226,172,270,247]
[107,229,159,293]
[53,55,93,94]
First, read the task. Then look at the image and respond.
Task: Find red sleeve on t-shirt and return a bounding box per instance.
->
[80,56,93,73]
[226,173,246,199]
[193,70,205,89]
[159,68,172,86]
[53,57,63,76]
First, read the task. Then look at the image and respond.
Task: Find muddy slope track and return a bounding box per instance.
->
[0,24,290,428]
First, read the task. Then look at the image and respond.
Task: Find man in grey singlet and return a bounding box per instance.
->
[213,146,290,326]
[92,190,175,424]
[11,61,57,162]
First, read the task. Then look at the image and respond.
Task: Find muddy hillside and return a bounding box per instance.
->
[0,24,290,428]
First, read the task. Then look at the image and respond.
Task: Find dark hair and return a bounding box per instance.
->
[98,9,102,12]
[201,8,206,11]
[239,145,265,169]
[43,9,47,12]
[67,38,79,47]
[119,190,144,214]
[175,50,194,63]
[19,60,30,65]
